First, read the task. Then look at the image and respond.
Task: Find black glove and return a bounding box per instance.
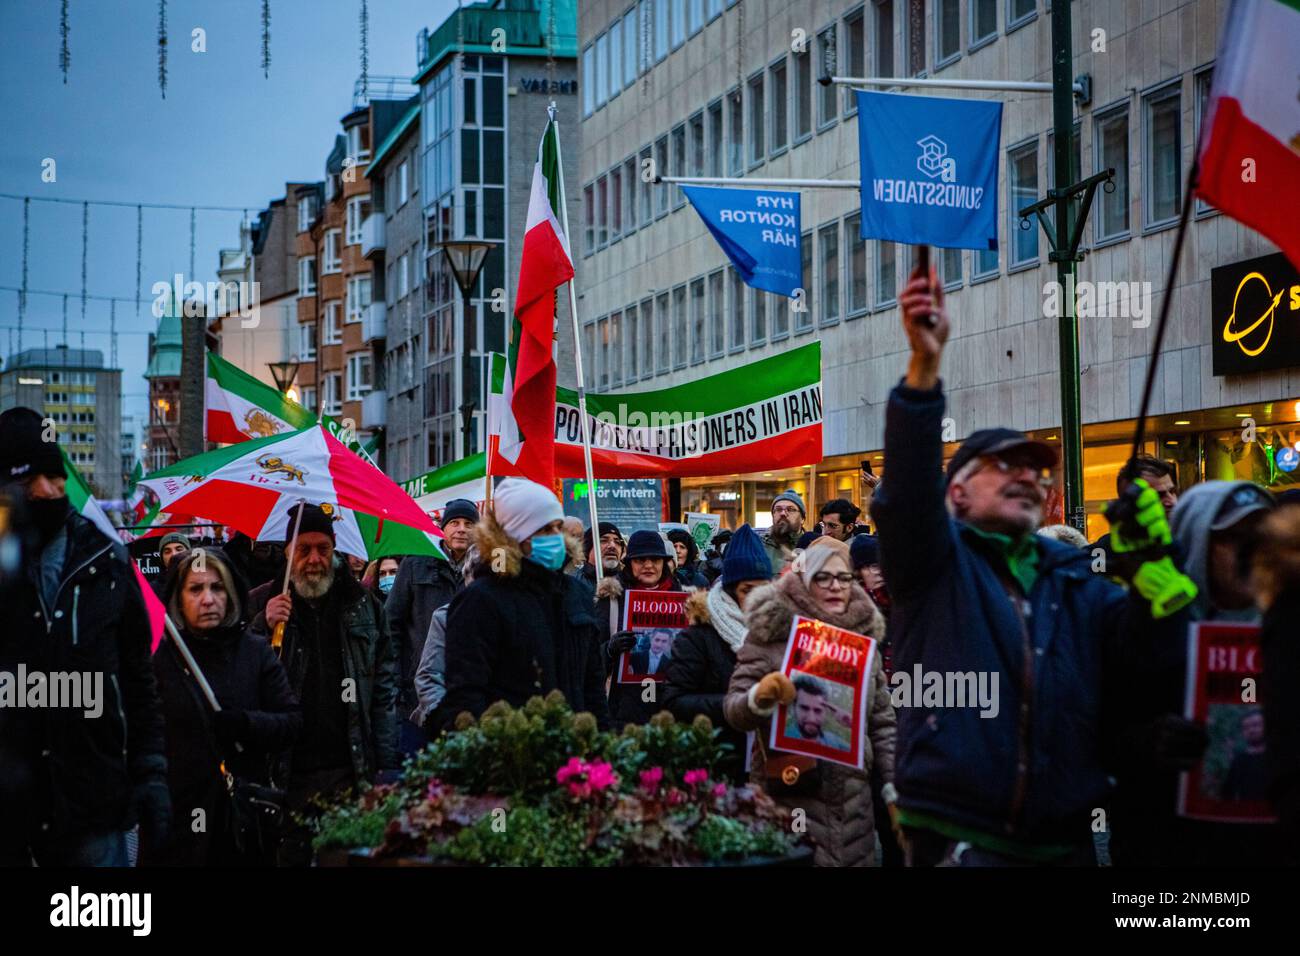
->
[212,708,250,751]
[607,630,637,659]
[1142,714,1209,771]
[131,775,173,846]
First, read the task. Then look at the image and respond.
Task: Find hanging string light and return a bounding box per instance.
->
[19,198,29,341]
[61,295,68,348]
[262,0,271,78]
[189,206,196,281]
[158,0,168,98]
[110,299,117,368]
[80,201,89,325]
[135,205,143,324]
[360,0,369,99]
[59,0,70,84]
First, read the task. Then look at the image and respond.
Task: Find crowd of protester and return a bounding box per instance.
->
[3,263,1300,868]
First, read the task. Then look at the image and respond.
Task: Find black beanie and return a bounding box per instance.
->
[286,502,336,542]
[439,498,480,528]
[0,407,65,482]
[582,521,623,555]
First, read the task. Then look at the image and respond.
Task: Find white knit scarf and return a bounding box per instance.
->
[706,582,748,652]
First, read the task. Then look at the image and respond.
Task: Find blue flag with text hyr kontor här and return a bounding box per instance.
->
[856,90,1002,251]
[683,186,802,298]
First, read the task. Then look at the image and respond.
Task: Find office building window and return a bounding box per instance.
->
[672,0,686,47]
[1008,0,1036,30]
[689,111,705,176]
[346,352,373,401]
[581,321,596,383]
[639,145,654,222]
[772,288,790,339]
[817,28,837,126]
[655,292,670,373]
[729,269,745,350]
[940,247,963,289]
[876,241,897,305]
[936,0,961,65]
[727,88,744,175]
[751,285,768,343]
[707,100,724,177]
[595,33,609,107]
[843,9,865,114]
[906,0,925,75]
[655,0,669,61]
[797,231,814,331]
[398,160,409,206]
[611,165,623,240]
[748,72,765,165]
[972,0,997,45]
[689,0,703,34]
[624,156,638,232]
[640,298,654,379]
[597,174,609,245]
[690,277,706,364]
[598,315,611,388]
[793,49,812,140]
[875,0,895,77]
[709,270,725,356]
[584,183,595,253]
[671,124,687,207]
[819,222,840,325]
[655,136,670,214]
[672,285,688,368]
[623,10,638,86]
[609,20,623,99]
[770,58,788,153]
[322,230,341,274]
[1144,83,1182,228]
[1008,140,1039,264]
[845,213,867,316]
[624,306,638,381]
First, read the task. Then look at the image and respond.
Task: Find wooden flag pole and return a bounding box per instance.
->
[271,501,306,651]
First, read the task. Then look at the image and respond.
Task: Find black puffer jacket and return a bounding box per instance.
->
[143,578,302,866]
[248,567,398,785]
[0,509,166,842]
[433,513,611,732]
[384,550,462,714]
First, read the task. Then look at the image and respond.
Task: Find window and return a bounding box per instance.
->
[689,111,705,176]
[347,276,372,323]
[581,321,596,382]
[672,0,686,47]
[609,20,623,99]
[611,165,624,240]
[843,9,865,114]
[297,194,316,232]
[324,300,343,344]
[974,244,999,280]
[623,10,638,86]
[936,0,960,66]
[771,286,788,339]
[709,270,725,356]
[793,49,812,140]
[797,231,814,331]
[323,373,343,416]
[689,0,703,34]
[346,352,373,401]
[971,0,997,46]
[707,100,724,176]
[346,195,370,245]
[906,0,926,76]
[747,72,765,165]
[611,311,624,386]
[398,252,410,299]
[1008,140,1039,265]
[1142,82,1182,228]
[846,213,867,316]
[595,33,609,107]
[298,256,317,297]
[690,278,706,363]
[876,241,897,305]
[727,88,744,176]
[671,124,687,207]
[655,0,669,61]
[819,223,840,325]
[817,28,838,127]
[624,306,637,382]
[672,284,688,367]
[640,298,655,379]
[729,268,745,350]
[411,246,421,292]
[655,291,671,373]
[597,174,609,245]
[1195,68,1217,215]
[598,315,610,388]
[584,183,595,253]
[875,0,895,78]
[322,229,342,274]
[1008,0,1036,30]
[398,160,409,206]
[623,156,638,232]
[655,136,670,215]
[346,123,370,162]
[769,59,788,153]
[940,248,963,289]
[639,145,654,222]
[1045,123,1082,239]
[582,45,595,116]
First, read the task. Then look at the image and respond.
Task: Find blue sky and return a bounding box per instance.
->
[0,0,452,444]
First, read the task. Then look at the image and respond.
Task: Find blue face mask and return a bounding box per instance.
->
[378,574,396,594]
[527,533,567,571]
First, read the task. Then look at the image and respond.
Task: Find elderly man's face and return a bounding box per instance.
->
[948,452,1048,537]
[795,689,827,739]
[442,517,474,556]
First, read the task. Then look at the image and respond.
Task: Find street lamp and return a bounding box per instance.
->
[435,240,499,458]
[267,359,300,396]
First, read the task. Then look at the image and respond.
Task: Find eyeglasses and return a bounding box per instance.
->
[812,572,855,588]
[772,505,801,517]
[975,454,1053,486]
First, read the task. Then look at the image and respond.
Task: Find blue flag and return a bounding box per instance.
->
[683,186,802,298]
[856,90,1002,251]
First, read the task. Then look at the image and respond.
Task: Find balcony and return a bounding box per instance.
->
[363,301,387,343]
[361,389,387,429]
[361,213,386,259]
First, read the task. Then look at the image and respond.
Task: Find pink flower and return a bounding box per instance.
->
[639,767,664,793]
[683,768,709,787]
[587,761,619,791]
[711,782,728,800]
[666,788,686,806]
[555,757,586,785]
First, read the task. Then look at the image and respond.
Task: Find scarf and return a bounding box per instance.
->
[706,582,748,652]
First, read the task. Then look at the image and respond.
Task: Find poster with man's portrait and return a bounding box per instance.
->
[618,590,689,684]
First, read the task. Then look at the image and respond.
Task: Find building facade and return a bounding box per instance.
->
[0,345,124,498]
[412,0,581,471]
[577,0,1300,537]
[211,219,296,386]
[143,305,182,473]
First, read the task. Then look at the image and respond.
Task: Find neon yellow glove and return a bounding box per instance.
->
[1110,478,1171,553]
[1132,555,1198,619]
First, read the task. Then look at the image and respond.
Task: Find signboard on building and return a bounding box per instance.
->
[1211,252,1300,376]
[561,478,664,535]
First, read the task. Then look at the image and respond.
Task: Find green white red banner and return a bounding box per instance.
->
[401,452,488,523]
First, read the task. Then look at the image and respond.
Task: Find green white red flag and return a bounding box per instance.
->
[1196,0,1300,268]
[139,424,444,560]
[488,341,823,478]
[401,452,488,524]
[496,116,572,488]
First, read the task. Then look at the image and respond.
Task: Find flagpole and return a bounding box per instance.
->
[550,102,604,588]
[271,500,306,652]
[164,613,221,712]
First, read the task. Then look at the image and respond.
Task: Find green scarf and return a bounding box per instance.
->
[965,524,1040,595]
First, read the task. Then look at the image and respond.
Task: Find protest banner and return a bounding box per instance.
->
[1177,621,1276,823]
[770,616,876,770]
[402,453,489,524]
[618,589,690,685]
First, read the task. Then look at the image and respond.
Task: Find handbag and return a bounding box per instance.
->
[224,769,287,864]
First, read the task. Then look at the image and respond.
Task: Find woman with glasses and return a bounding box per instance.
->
[723,536,897,866]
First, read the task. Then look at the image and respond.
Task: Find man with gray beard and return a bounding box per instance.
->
[763,489,806,573]
[247,503,398,864]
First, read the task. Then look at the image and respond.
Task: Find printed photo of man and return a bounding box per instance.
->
[628,629,675,677]
[785,673,852,752]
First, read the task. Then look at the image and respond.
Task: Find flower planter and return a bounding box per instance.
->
[333,845,815,868]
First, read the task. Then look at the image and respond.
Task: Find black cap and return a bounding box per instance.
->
[439,498,480,528]
[946,428,1058,483]
[1210,484,1274,532]
[583,521,624,555]
[0,407,65,482]
[850,534,880,569]
[625,529,671,560]
[286,502,336,542]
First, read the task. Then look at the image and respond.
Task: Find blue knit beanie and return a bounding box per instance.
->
[850,534,880,570]
[722,524,772,585]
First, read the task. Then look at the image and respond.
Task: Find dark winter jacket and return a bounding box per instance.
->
[663,588,747,782]
[870,380,1173,855]
[248,568,398,786]
[143,613,301,866]
[385,549,463,714]
[0,509,167,843]
[596,569,689,726]
[432,513,611,732]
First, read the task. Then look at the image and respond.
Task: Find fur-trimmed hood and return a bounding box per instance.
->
[471,510,584,579]
[595,574,623,603]
[744,569,884,647]
[685,587,711,626]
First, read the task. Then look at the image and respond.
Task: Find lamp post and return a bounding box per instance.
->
[267,359,300,401]
[435,240,499,458]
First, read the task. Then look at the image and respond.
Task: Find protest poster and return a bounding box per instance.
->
[618,589,690,685]
[1177,621,1275,823]
[769,616,876,770]
[685,512,721,552]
